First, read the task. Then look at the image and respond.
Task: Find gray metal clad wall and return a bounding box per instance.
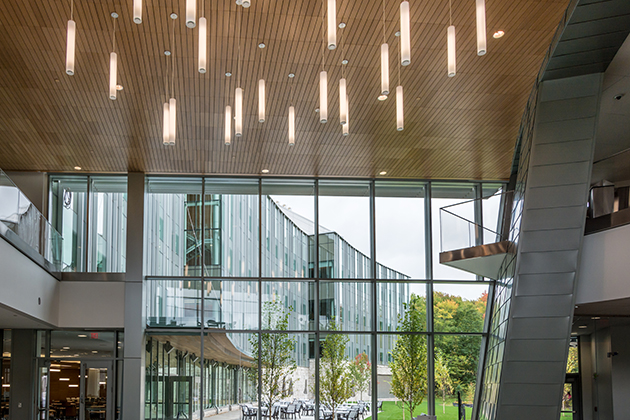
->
[496,73,603,420]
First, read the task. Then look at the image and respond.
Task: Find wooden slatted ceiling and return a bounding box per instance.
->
[0,0,568,179]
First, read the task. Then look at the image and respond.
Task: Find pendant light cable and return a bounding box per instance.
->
[322,0,325,72]
[382,0,385,43]
[112,16,116,52]
[171,17,175,99]
[70,0,74,20]
[449,0,452,26]
[238,6,242,88]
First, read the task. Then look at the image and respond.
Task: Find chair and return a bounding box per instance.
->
[347,409,359,420]
[285,404,297,420]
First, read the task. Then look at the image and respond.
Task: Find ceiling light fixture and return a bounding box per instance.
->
[235,8,243,137]
[198,1,207,73]
[133,0,142,24]
[328,0,337,50]
[186,0,196,28]
[74,166,81,170]
[343,94,349,136]
[116,85,123,91]
[169,17,177,145]
[258,43,265,48]
[493,30,504,39]
[476,0,487,55]
[242,0,251,8]
[339,26,348,126]
[258,79,265,123]
[447,0,456,77]
[225,105,232,145]
[163,103,170,146]
[289,74,295,145]
[379,171,387,175]
[381,0,389,98]
[109,13,118,100]
[578,325,587,329]
[400,1,410,66]
[65,0,76,75]
[320,0,328,124]
[262,169,269,173]
[78,334,87,337]
[396,34,404,131]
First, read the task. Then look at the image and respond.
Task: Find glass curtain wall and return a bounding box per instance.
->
[49,175,128,272]
[144,178,504,420]
[1,330,9,420]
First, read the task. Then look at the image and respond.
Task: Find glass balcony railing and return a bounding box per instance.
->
[0,169,62,271]
[439,190,513,253]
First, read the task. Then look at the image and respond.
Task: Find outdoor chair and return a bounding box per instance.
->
[285,404,297,420]
[347,409,359,420]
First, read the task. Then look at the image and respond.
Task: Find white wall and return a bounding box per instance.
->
[58,281,126,328]
[0,238,59,326]
[5,171,47,214]
[576,224,630,304]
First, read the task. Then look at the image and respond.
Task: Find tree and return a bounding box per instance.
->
[320,319,353,420]
[349,352,371,401]
[389,295,428,420]
[249,301,297,408]
[434,353,453,414]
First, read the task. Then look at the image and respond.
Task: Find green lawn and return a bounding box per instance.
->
[365,400,473,420]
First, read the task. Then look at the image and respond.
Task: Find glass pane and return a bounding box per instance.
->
[434,335,482,419]
[144,178,202,276]
[204,280,259,330]
[88,176,127,272]
[567,338,578,373]
[261,282,314,331]
[375,182,426,279]
[433,284,488,333]
[377,283,427,332]
[262,180,315,278]
[50,176,88,272]
[83,366,107,418]
[482,184,505,245]
[49,361,81,419]
[377,334,428,416]
[319,181,371,279]
[250,332,312,405]
[206,179,259,278]
[146,279,202,328]
[319,333,372,415]
[320,282,372,331]
[1,358,9,419]
[2,330,10,358]
[431,183,477,280]
[50,331,115,358]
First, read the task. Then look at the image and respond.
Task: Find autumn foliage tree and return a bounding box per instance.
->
[389,295,428,420]
[349,352,371,401]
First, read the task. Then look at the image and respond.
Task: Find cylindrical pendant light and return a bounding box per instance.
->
[169,98,176,145]
[476,0,487,56]
[225,105,232,145]
[109,52,117,100]
[343,95,349,136]
[319,71,328,123]
[381,43,390,96]
[396,85,403,131]
[448,25,456,77]
[186,0,196,28]
[400,1,411,66]
[339,78,347,125]
[288,106,295,146]
[327,0,336,50]
[235,87,243,137]
[163,103,170,145]
[133,0,142,24]
[258,79,265,123]
[198,17,207,73]
[66,20,76,75]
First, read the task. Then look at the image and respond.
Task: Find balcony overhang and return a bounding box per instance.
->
[439,241,512,280]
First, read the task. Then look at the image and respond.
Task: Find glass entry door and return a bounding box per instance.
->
[80,361,112,420]
[560,373,582,420]
[39,360,113,420]
[164,376,193,420]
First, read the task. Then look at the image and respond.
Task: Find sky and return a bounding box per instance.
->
[270,194,501,301]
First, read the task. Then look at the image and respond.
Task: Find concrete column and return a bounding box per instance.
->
[9,330,36,420]
[123,172,146,420]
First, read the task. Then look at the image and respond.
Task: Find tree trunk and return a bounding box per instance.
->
[443,389,446,414]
